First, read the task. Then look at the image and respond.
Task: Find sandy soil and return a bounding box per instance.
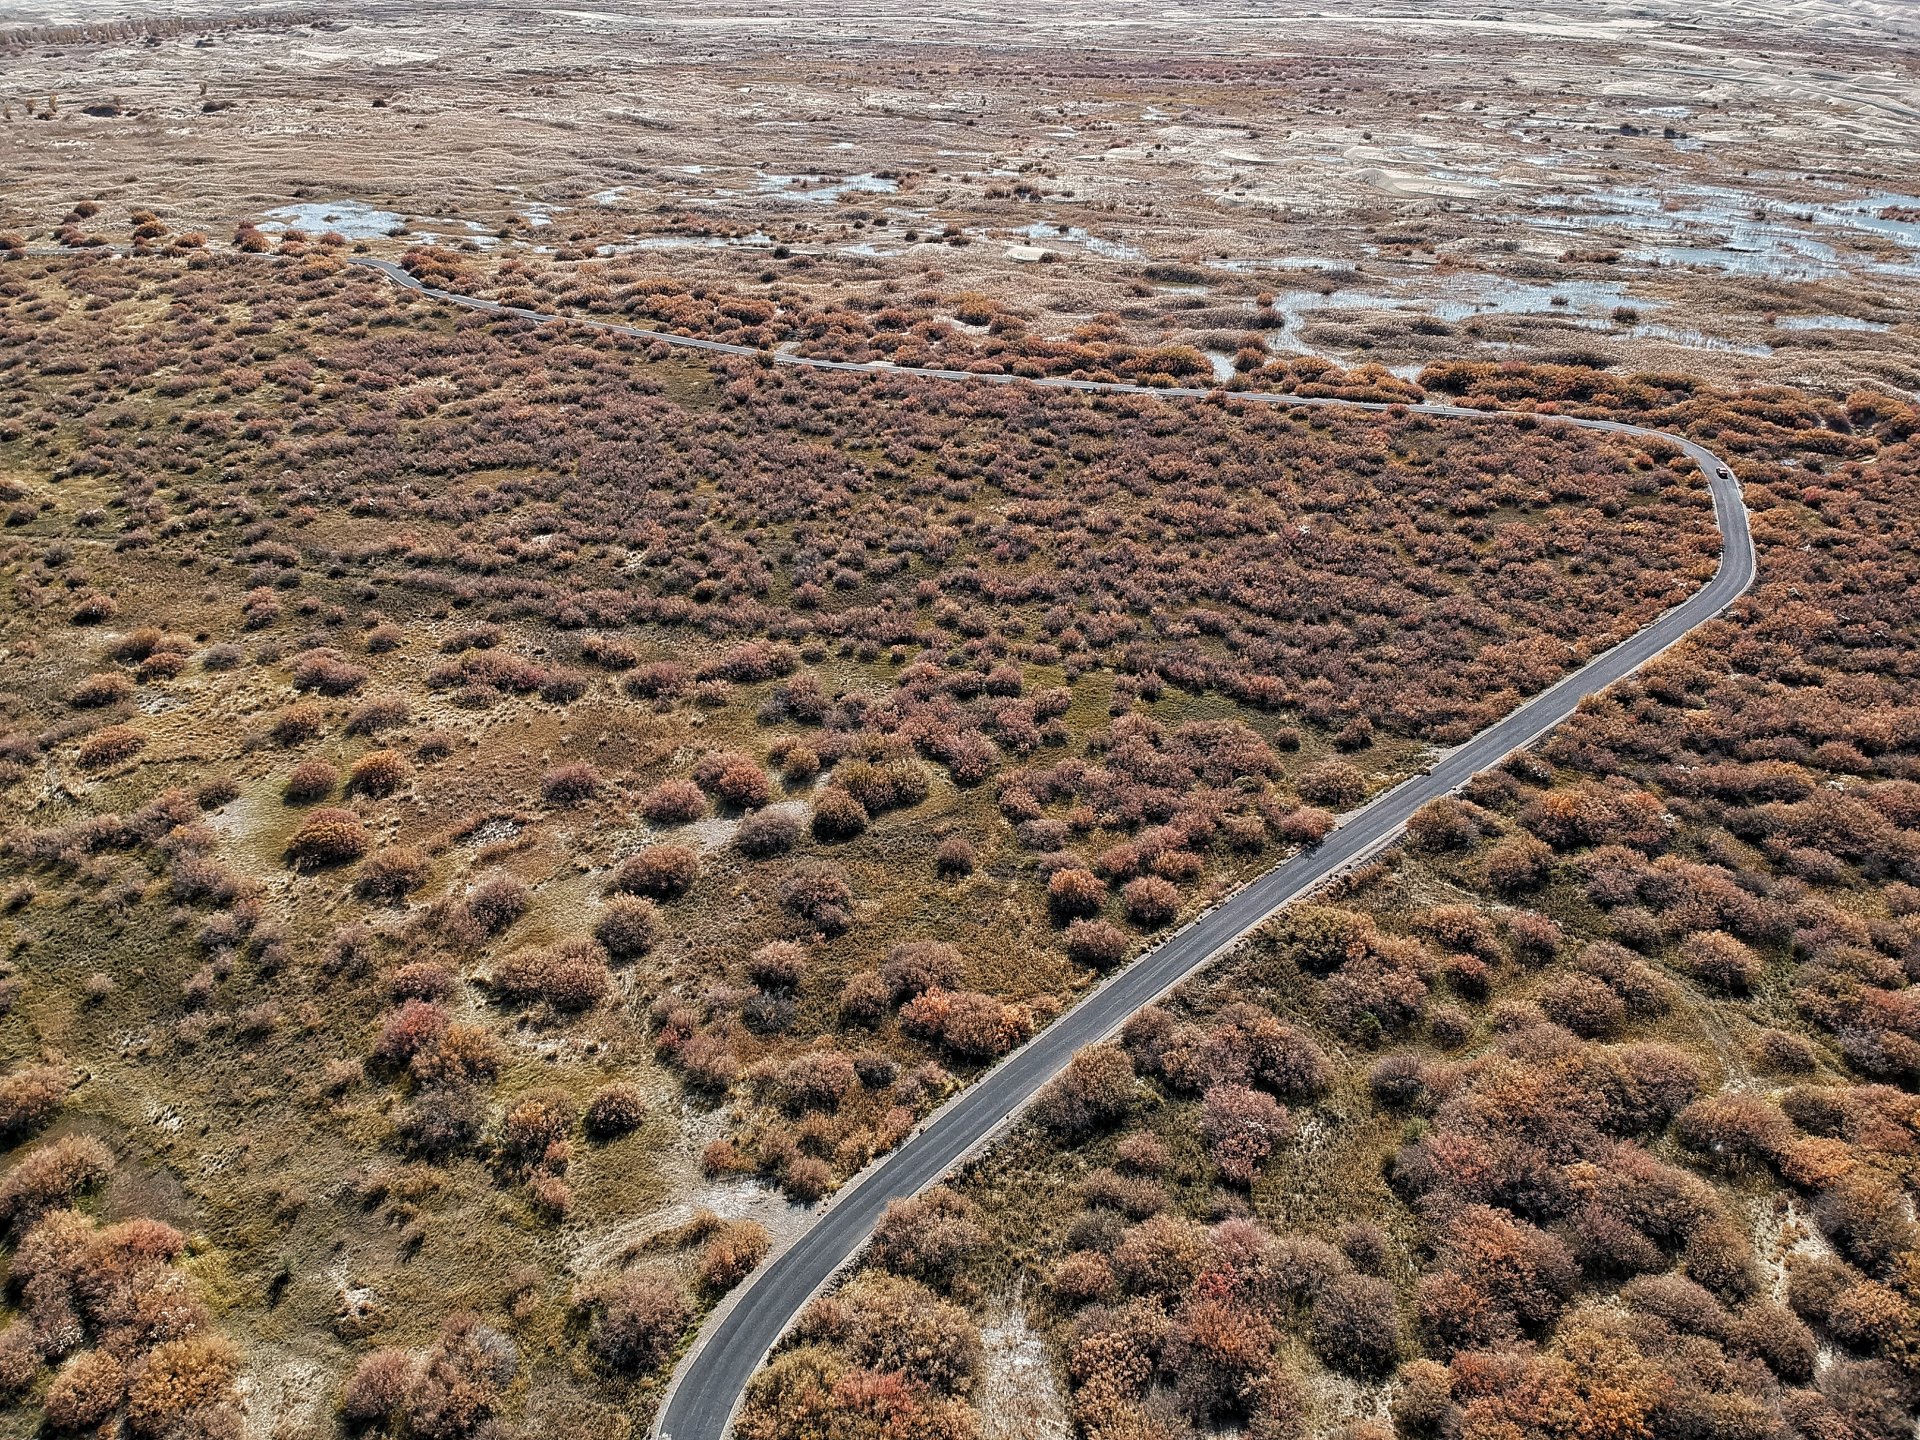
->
[976,1295,1073,1440]
[3,0,1916,395]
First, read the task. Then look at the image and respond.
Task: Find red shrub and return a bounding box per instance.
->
[541,762,601,805]
[900,989,1025,1061]
[1678,930,1761,992]
[869,1187,985,1287]
[71,672,134,709]
[640,778,707,824]
[880,940,964,1001]
[1407,797,1482,850]
[780,863,854,935]
[778,1156,832,1202]
[595,895,662,958]
[585,1083,648,1139]
[1484,835,1554,893]
[627,661,689,700]
[698,756,771,814]
[372,1000,449,1068]
[290,646,368,696]
[748,940,809,990]
[712,759,772,810]
[1202,1083,1290,1186]
[610,845,701,898]
[283,758,338,803]
[465,872,530,934]
[357,846,429,901]
[1036,1043,1137,1135]
[737,808,800,857]
[77,725,145,769]
[781,1051,858,1111]
[1063,918,1130,969]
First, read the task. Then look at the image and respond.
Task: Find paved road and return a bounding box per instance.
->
[350,255,1755,1440]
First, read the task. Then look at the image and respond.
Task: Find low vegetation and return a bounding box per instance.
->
[1,243,1911,1436]
[739,362,1920,1440]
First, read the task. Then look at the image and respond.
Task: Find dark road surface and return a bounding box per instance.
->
[349,256,1755,1440]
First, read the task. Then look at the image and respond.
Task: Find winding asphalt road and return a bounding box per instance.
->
[350,255,1756,1440]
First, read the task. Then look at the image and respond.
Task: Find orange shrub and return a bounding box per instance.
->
[123,1334,240,1437]
[0,1063,69,1142]
[347,748,411,797]
[285,807,369,866]
[76,724,144,769]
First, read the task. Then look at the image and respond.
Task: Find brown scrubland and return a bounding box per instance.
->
[0,224,1915,1440]
[739,358,1920,1440]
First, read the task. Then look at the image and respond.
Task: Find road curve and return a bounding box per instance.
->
[349,255,1755,1440]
